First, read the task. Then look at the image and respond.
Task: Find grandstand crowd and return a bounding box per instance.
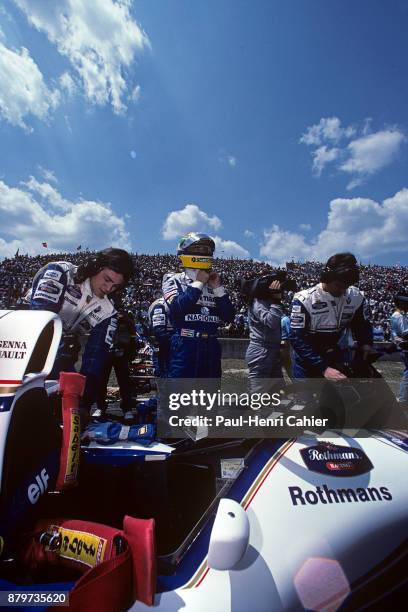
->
[0,251,407,340]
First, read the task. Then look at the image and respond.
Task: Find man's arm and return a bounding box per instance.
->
[162,275,202,319]
[150,303,170,340]
[80,315,117,406]
[350,299,373,346]
[209,273,235,323]
[252,299,282,330]
[213,287,236,324]
[30,263,68,313]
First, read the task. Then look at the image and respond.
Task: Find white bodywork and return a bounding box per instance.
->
[131,435,408,611]
[0,310,62,492]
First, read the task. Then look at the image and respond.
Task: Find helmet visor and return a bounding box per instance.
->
[184,242,214,256]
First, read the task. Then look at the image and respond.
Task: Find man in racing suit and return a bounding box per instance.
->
[289,253,373,379]
[29,248,133,410]
[390,291,408,406]
[162,233,235,378]
[148,290,174,377]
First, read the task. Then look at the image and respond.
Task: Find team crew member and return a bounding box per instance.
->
[29,248,133,409]
[289,252,373,379]
[162,233,235,378]
[246,279,283,393]
[148,289,173,377]
[390,291,408,406]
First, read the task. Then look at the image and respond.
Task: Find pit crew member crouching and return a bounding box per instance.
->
[29,248,133,410]
[162,233,235,378]
[289,252,373,380]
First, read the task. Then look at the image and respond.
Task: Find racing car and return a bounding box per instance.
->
[0,310,407,611]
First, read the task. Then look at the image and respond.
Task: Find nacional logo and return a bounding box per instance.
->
[300,442,373,477]
[201,306,210,315]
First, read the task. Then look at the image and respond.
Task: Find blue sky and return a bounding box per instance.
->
[1,0,408,264]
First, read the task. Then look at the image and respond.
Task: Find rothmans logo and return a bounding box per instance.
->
[300,443,373,477]
[0,339,27,360]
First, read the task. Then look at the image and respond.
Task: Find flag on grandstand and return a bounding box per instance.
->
[42,242,48,248]
[77,245,82,250]
[14,248,19,258]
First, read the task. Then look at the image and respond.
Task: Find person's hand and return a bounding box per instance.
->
[323,367,347,380]
[269,279,282,299]
[196,270,210,284]
[208,272,221,288]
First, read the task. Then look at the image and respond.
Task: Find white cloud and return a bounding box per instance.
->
[59,71,77,96]
[340,130,405,188]
[227,155,237,167]
[213,236,249,259]
[162,204,222,240]
[260,188,408,265]
[298,223,311,231]
[0,41,60,131]
[301,117,405,188]
[0,175,131,257]
[300,117,355,146]
[130,85,141,103]
[260,226,311,266]
[244,229,255,238]
[37,166,58,184]
[312,145,339,176]
[14,0,150,114]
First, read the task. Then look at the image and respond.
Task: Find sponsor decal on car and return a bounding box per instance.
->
[300,442,373,477]
[27,469,50,504]
[289,483,392,506]
[291,304,301,313]
[0,339,27,359]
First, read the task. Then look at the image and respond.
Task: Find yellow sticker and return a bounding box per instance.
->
[0,536,4,557]
[54,526,107,568]
[138,425,147,436]
[65,410,80,483]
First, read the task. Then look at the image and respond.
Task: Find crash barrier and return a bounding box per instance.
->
[20,516,156,611]
[219,339,403,361]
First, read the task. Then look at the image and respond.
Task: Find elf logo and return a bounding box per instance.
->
[27,469,50,504]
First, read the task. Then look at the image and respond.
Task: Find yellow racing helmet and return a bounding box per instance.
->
[177,232,215,270]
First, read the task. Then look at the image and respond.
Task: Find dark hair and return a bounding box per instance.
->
[75,248,134,286]
[321,252,359,284]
